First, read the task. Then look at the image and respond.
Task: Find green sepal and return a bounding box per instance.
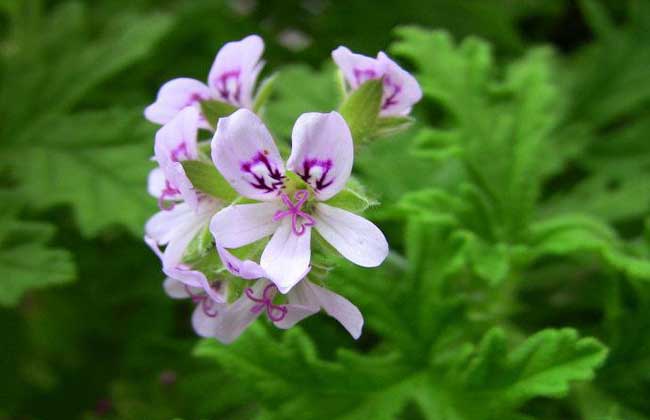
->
[326,187,377,214]
[252,73,278,113]
[181,160,238,203]
[284,170,311,194]
[200,100,237,128]
[339,78,383,144]
[373,115,414,138]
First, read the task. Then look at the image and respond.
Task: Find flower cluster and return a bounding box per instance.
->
[144,35,421,343]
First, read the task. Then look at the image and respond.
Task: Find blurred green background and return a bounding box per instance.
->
[2,0,650,419]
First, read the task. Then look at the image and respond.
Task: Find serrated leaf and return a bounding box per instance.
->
[181,160,238,203]
[339,79,383,144]
[0,193,76,306]
[4,109,157,236]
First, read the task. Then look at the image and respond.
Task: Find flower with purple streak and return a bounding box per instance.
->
[332,46,422,116]
[144,35,265,128]
[209,109,389,294]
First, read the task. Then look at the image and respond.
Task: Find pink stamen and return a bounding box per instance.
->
[273,189,316,236]
[184,285,219,318]
[245,284,288,322]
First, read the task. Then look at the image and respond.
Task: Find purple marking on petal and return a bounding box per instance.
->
[226,261,240,273]
[353,67,378,86]
[273,190,316,236]
[215,69,242,104]
[297,158,334,191]
[158,180,181,210]
[381,76,402,110]
[170,142,190,162]
[245,285,287,322]
[240,151,285,193]
[185,92,210,108]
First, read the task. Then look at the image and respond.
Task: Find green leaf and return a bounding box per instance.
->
[326,187,377,214]
[462,328,608,405]
[0,192,76,306]
[200,100,238,128]
[181,160,238,203]
[253,73,278,113]
[4,108,157,236]
[339,79,383,144]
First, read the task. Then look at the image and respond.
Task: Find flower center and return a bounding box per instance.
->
[245,284,287,322]
[273,189,316,236]
[215,69,242,105]
[240,151,284,193]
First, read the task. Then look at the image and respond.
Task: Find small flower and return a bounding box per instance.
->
[332,46,422,116]
[209,253,364,342]
[148,106,201,211]
[210,109,389,293]
[145,35,265,127]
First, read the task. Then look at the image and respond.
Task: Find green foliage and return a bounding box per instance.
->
[0,191,75,306]
[339,78,383,144]
[181,160,238,203]
[3,1,650,419]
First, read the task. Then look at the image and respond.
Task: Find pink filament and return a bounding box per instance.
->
[273,189,316,236]
[158,181,180,211]
[184,285,219,318]
[245,284,288,322]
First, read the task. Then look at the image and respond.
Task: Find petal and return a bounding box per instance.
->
[286,112,353,200]
[332,46,382,89]
[144,235,163,260]
[301,280,364,339]
[163,265,225,303]
[154,106,200,160]
[273,302,319,329]
[146,201,217,267]
[163,277,191,299]
[260,219,311,294]
[207,35,264,108]
[210,202,281,248]
[377,52,422,116]
[144,78,212,126]
[216,246,266,279]
[211,109,285,200]
[314,203,388,267]
[210,280,267,343]
[147,167,166,198]
[192,301,226,338]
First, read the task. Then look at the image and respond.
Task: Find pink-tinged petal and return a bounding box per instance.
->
[332,46,383,89]
[207,35,264,108]
[212,109,285,200]
[314,203,388,267]
[210,280,267,343]
[274,285,319,329]
[260,219,311,294]
[146,201,217,267]
[144,78,212,127]
[377,52,422,116]
[154,106,200,160]
[216,246,266,279]
[299,280,363,339]
[286,112,353,200]
[163,277,191,299]
[144,235,164,260]
[163,265,225,303]
[210,202,281,248]
[147,167,166,198]
[192,300,226,337]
